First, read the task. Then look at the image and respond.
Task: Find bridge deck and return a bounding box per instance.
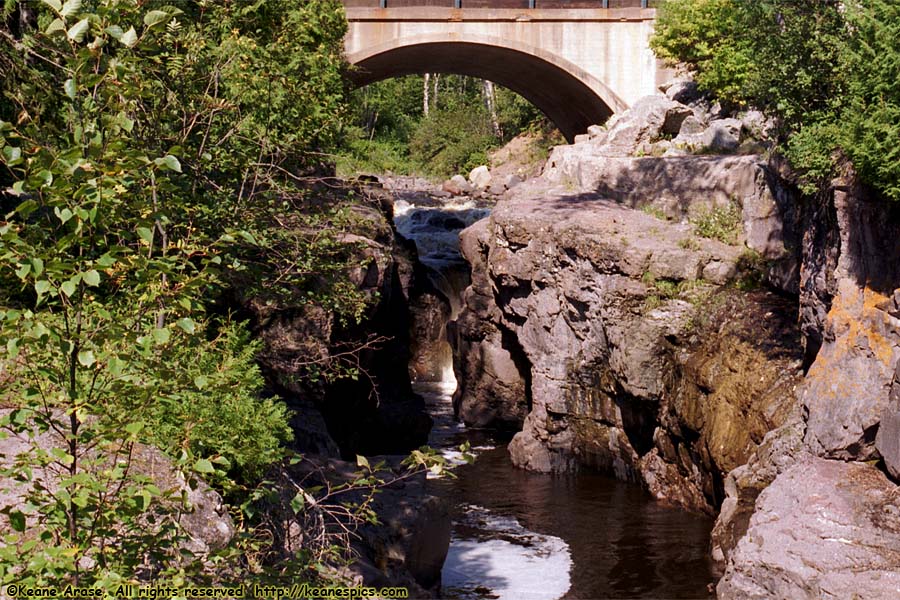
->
[344,1,660,8]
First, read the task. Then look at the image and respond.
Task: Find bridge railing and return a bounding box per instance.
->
[343,1,659,8]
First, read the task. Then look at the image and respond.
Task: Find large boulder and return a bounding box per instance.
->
[442,174,473,196]
[673,118,744,153]
[0,415,235,557]
[450,219,530,430]
[710,418,808,566]
[599,95,693,155]
[718,457,900,599]
[453,178,802,512]
[468,165,492,189]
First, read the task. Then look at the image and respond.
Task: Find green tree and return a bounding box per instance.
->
[0,0,363,587]
[652,0,900,200]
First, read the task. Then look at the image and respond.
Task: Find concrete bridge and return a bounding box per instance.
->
[343,1,668,141]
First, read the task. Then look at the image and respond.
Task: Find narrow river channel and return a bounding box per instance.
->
[392,188,717,600]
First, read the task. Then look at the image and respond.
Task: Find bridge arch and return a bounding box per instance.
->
[346,33,629,142]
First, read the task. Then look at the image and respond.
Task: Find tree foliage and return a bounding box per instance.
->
[652,0,900,200]
[339,74,551,177]
[0,0,380,588]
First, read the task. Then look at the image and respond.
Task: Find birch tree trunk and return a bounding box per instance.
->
[483,79,502,138]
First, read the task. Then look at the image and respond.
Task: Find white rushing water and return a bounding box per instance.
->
[393,198,490,318]
[443,505,573,600]
[395,193,573,600]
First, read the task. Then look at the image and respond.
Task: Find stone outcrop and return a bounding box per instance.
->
[265,457,450,599]
[450,219,530,430]
[452,90,900,597]
[450,93,805,513]
[710,417,808,566]
[234,188,432,460]
[800,172,900,463]
[717,457,900,599]
[453,174,803,511]
[0,414,235,558]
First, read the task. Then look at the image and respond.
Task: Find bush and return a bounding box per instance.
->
[146,322,293,485]
[652,0,900,202]
[409,105,495,176]
[691,203,743,244]
[0,0,353,588]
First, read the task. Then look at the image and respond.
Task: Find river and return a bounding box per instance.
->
[392,188,717,600]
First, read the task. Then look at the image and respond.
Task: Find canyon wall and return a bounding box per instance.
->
[453,92,900,597]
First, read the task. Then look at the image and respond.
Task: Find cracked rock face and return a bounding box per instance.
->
[801,177,900,465]
[717,457,900,599]
[453,182,803,512]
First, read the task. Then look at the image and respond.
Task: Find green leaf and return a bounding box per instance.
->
[54,207,73,223]
[137,226,153,243]
[60,0,81,17]
[64,78,76,101]
[60,275,80,297]
[41,0,62,12]
[108,356,125,376]
[193,375,208,390]
[237,230,259,245]
[8,510,25,533]
[193,459,215,474]
[6,338,19,359]
[35,170,53,187]
[124,422,144,436]
[135,489,152,511]
[77,350,95,367]
[356,455,370,469]
[67,18,90,43]
[176,318,195,334]
[144,10,171,28]
[211,456,231,469]
[14,263,30,280]
[151,328,170,345]
[71,492,88,508]
[289,492,305,514]
[105,25,124,40]
[82,269,100,287]
[96,253,116,268]
[2,146,21,165]
[34,280,50,298]
[120,26,138,48]
[31,258,43,277]
[154,154,182,173]
[45,18,66,36]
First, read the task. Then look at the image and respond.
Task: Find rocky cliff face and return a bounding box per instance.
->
[712,166,900,597]
[453,90,900,596]
[450,88,900,596]
[454,175,804,513]
[451,90,810,514]
[234,186,432,460]
[231,183,449,595]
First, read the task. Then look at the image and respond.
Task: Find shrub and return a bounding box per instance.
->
[691,204,742,244]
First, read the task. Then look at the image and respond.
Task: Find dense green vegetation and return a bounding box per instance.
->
[0,0,445,589]
[652,0,900,199]
[337,74,557,177]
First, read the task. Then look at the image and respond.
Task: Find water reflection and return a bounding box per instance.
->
[433,446,716,600]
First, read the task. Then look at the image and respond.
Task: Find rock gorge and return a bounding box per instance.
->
[232,90,900,597]
[449,91,900,596]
